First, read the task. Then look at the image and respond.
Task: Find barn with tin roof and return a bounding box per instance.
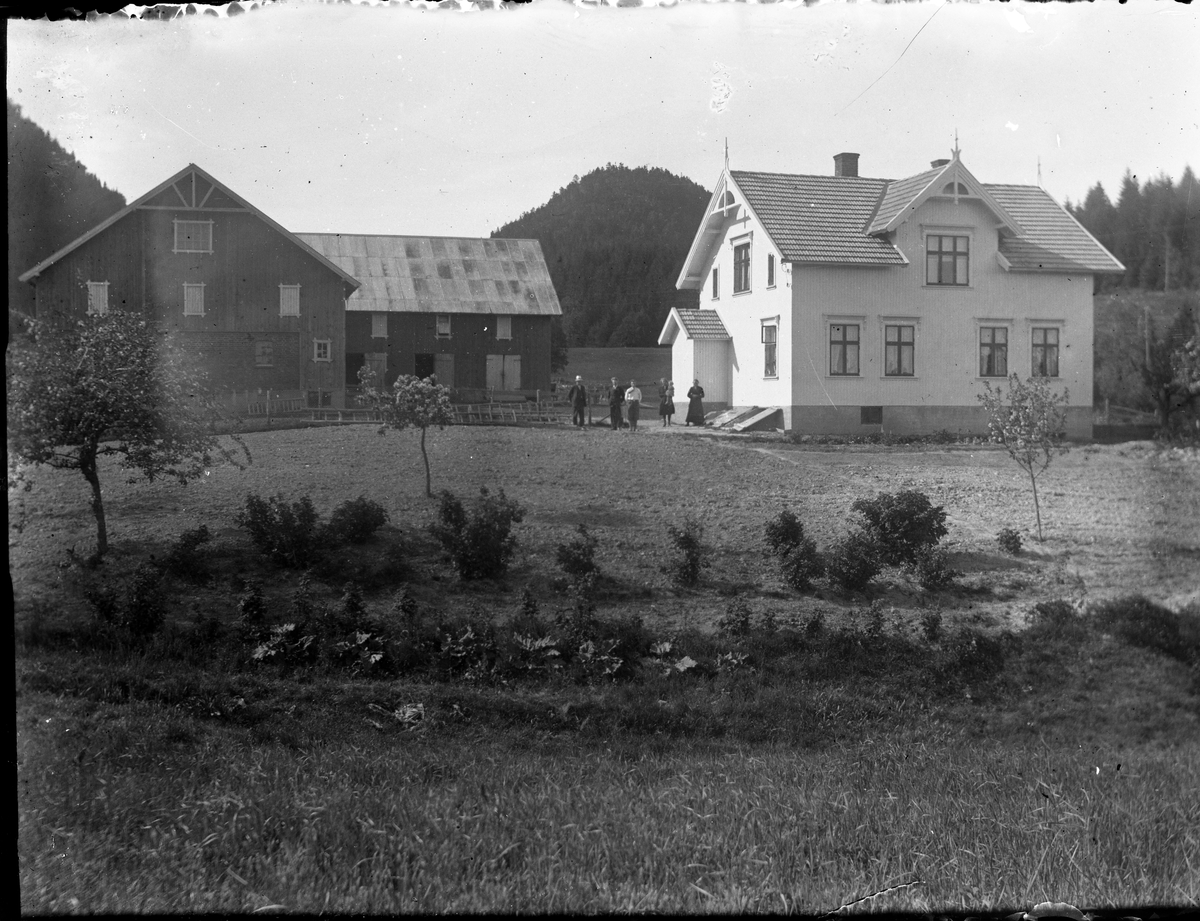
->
[298,233,562,399]
[664,150,1124,437]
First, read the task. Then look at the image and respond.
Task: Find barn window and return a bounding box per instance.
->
[173,220,213,254]
[495,315,512,340]
[371,313,388,338]
[255,340,273,367]
[279,285,301,317]
[313,339,332,362]
[183,283,205,316]
[436,315,452,339]
[86,281,109,316]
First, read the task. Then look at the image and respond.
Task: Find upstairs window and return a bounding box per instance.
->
[174,220,213,254]
[979,327,1008,377]
[183,283,205,316]
[733,242,751,294]
[767,253,776,288]
[495,315,513,340]
[279,285,301,317]
[884,325,915,377]
[436,314,452,339]
[762,324,777,378]
[371,313,388,338]
[829,324,860,376]
[711,267,720,300]
[1032,327,1060,378]
[926,234,969,286]
[87,281,109,316]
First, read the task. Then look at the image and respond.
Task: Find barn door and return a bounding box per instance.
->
[486,354,504,390]
[434,353,454,388]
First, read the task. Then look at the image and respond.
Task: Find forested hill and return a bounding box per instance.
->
[8,99,127,317]
[1067,167,1199,292]
[492,164,710,348]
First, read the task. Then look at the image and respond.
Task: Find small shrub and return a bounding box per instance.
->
[920,609,944,643]
[325,496,389,545]
[765,509,825,591]
[556,524,600,578]
[851,490,948,567]
[805,610,825,636]
[996,527,1023,555]
[430,487,526,580]
[1090,595,1200,664]
[161,525,213,581]
[1028,599,1086,641]
[663,516,709,588]
[237,494,324,568]
[326,582,368,634]
[716,596,753,638]
[85,563,167,641]
[237,579,267,636]
[910,545,958,591]
[824,530,882,593]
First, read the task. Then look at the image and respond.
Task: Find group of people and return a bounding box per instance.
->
[565,375,706,431]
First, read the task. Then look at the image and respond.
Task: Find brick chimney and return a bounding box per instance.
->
[931,158,950,169]
[833,152,860,178]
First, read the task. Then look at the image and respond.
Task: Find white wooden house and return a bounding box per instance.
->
[661,151,1124,436]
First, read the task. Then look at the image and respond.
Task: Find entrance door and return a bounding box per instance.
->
[414,353,435,380]
[486,354,521,390]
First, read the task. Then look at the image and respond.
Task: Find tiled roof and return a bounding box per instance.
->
[675,308,730,339]
[296,234,562,315]
[985,184,1124,274]
[730,171,906,265]
[866,167,941,235]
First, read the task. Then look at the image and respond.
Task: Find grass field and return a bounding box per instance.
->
[14,424,1200,913]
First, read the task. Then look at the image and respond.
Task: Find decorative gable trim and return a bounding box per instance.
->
[873,158,1026,238]
[676,170,785,291]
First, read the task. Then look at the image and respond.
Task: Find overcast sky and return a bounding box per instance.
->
[7,0,1198,239]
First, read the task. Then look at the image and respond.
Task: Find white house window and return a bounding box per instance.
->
[979,327,1009,377]
[371,312,388,338]
[255,340,273,367]
[183,283,205,316]
[280,285,301,317]
[767,254,776,288]
[1032,327,1060,378]
[313,339,332,362]
[436,314,452,339]
[173,220,213,254]
[926,234,969,286]
[733,242,751,294]
[495,315,513,340]
[884,325,915,377]
[762,323,777,378]
[86,281,109,316]
[711,267,720,300]
[829,324,860,376]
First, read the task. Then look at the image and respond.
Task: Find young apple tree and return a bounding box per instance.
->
[357,365,454,497]
[6,311,247,561]
[977,374,1070,542]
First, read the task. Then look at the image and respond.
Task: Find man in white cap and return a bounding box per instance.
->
[567,374,588,428]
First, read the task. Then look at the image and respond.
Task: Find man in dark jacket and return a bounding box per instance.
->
[567,375,588,428]
[607,376,625,431]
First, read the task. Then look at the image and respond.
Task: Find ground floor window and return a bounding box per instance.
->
[1032,327,1060,377]
[979,326,1008,377]
[830,324,860,376]
[762,324,777,378]
[313,339,331,362]
[884,324,914,376]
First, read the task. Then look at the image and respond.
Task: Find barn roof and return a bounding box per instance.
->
[296,233,563,316]
[18,163,360,291]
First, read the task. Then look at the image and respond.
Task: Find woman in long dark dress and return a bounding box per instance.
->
[685,379,705,426]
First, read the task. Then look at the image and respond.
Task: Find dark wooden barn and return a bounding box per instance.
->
[297,233,563,399]
[19,164,360,409]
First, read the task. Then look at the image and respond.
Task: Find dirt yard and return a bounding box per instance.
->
[10,423,1199,636]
